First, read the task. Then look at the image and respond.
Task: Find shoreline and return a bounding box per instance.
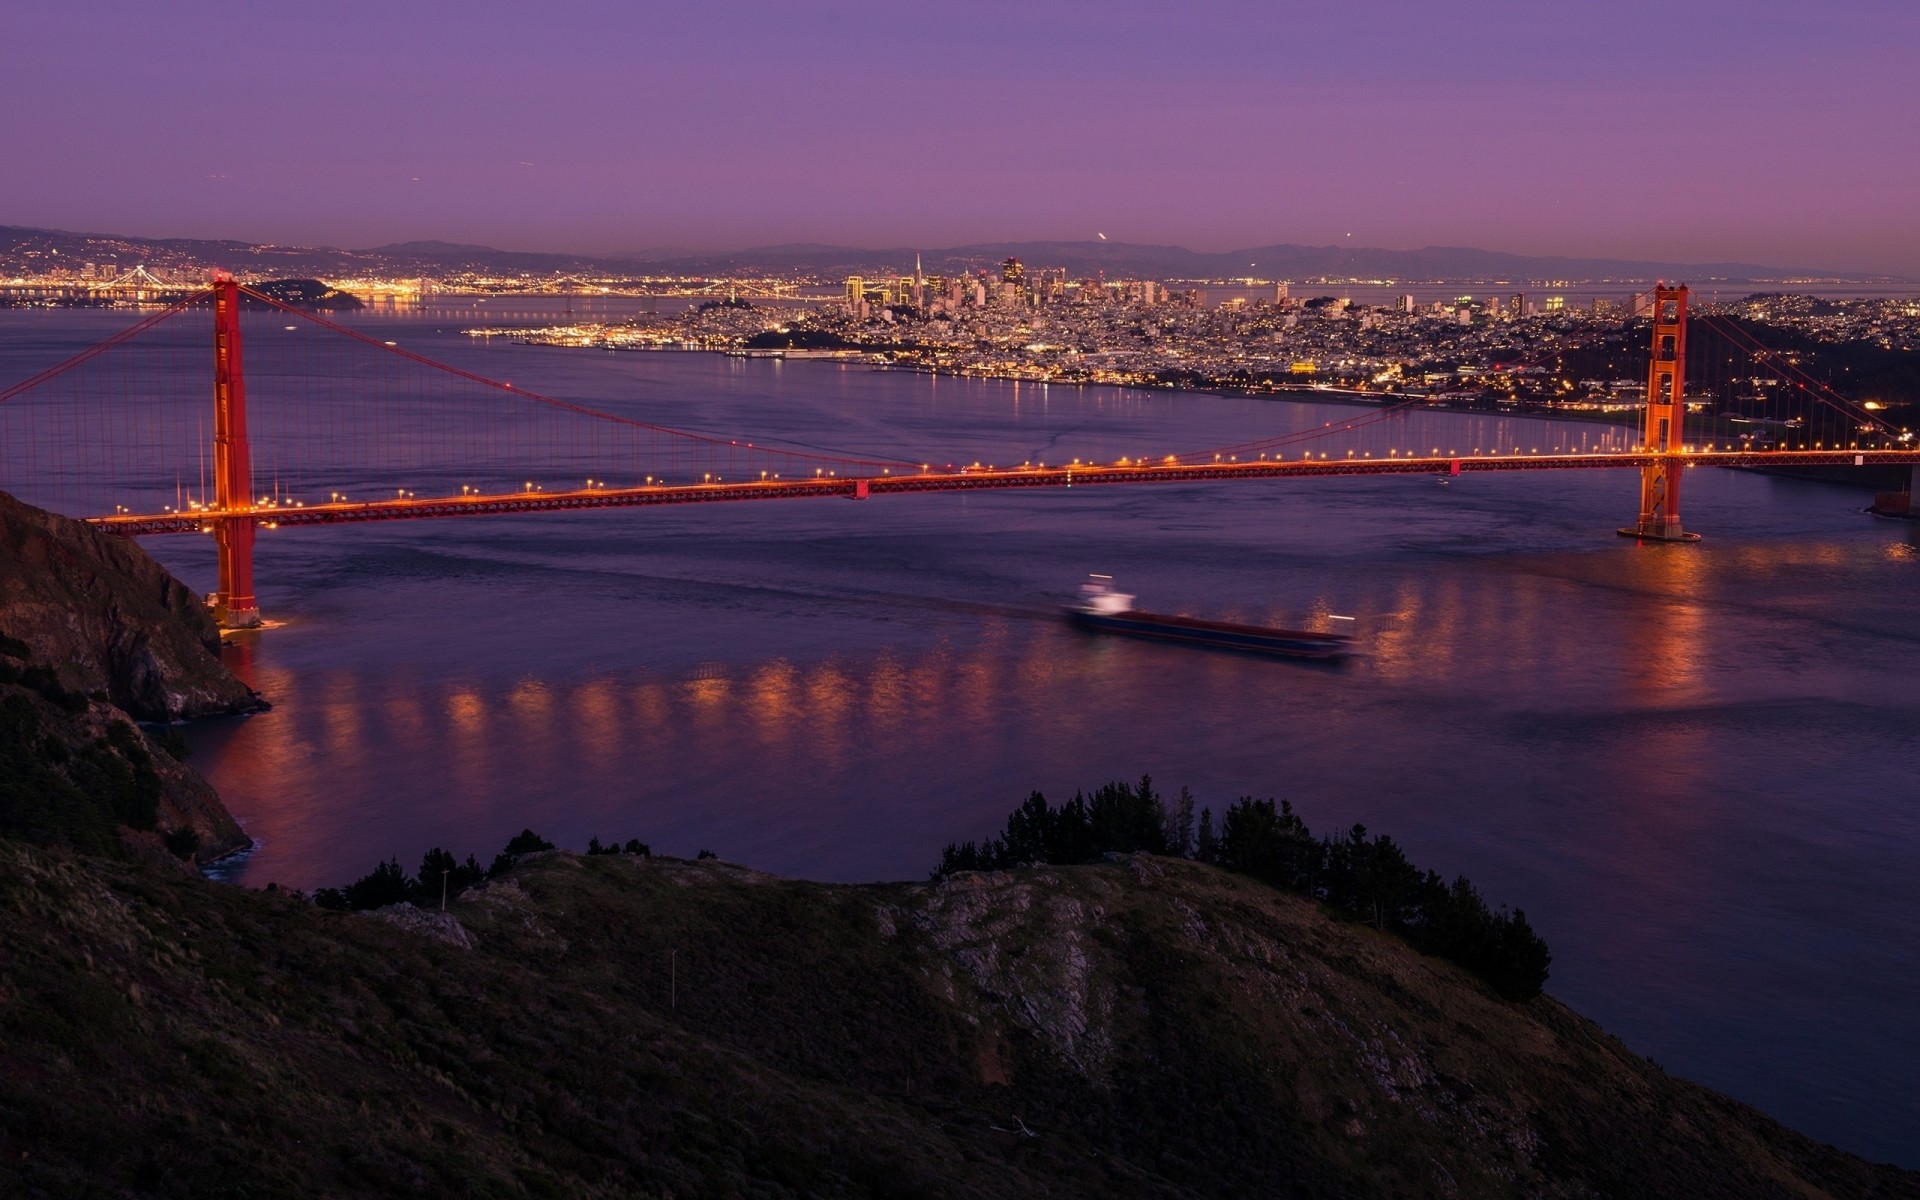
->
[502,338,1911,484]
[506,333,1654,433]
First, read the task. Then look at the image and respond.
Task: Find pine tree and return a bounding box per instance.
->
[1165,786,1196,858]
[340,858,410,910]
[1195,806,1219,863]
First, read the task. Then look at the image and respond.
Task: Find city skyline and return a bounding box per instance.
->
[6,1,1919,274]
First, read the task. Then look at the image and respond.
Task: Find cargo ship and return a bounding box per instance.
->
[1065,576,1352,660]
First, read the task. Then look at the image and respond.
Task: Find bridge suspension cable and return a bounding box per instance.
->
[1693,312,1899,438]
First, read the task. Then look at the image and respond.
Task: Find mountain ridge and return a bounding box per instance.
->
[642,238,1872,283]
[4,223,1906,283]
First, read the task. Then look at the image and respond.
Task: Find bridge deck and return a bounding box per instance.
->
[89,449,1920,536]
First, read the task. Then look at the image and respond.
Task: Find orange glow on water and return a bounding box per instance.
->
[747,659,800,734]
[572,679,620,768]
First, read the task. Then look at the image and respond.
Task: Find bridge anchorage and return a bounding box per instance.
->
[1618,285,1701,543]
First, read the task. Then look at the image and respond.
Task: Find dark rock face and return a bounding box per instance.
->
[0,490,261,721]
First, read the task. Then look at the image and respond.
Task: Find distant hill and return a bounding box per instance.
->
[635,239,1895,283]
[247,278,364,311]
[2,222,1904,284]
[0,224,616,281]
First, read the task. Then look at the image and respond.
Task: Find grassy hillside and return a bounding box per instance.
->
[2,842,1912,1199]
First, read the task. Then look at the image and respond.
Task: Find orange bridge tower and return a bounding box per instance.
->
[210,271,261,627]
[1619,284,1702,543]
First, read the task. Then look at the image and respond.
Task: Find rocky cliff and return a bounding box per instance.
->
[0,663,248,865]
[0,489,253,863]
[0,490,260,721]
[0,844,1911,1199]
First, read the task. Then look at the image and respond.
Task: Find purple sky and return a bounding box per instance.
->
[6,1,1918,273]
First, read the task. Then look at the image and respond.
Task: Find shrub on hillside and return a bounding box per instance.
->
[0,691,158,856]
[937,776,1177,870]
[489,828,555,876]
[316,829,651,911]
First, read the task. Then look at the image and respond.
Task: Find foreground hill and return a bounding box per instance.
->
[1,842,1912,1199]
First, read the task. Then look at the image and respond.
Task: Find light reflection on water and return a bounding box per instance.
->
[1,311,1914,1165]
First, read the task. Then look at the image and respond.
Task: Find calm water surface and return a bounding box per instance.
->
[2,309,1916,1166]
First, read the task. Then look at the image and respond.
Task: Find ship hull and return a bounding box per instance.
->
[1067,609,1351,660]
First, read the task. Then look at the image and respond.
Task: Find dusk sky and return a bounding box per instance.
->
[7,1,1918,273]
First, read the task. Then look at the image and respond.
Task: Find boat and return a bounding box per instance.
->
[1065,576,1352,660]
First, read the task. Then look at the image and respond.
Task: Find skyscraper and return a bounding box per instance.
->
[1001,258,1024,285]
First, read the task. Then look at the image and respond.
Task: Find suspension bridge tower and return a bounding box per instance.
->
[209,271,261,627]
[1619,284,1702,543]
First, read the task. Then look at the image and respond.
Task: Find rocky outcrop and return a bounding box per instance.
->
[907,869,1119,1080]
[0,490,260,721]
[366,902,475,948]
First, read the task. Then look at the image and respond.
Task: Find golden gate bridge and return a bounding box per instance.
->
[1,274,1914,628]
